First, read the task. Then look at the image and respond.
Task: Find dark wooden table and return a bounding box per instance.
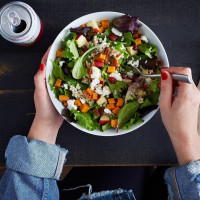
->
[0,0,200,167]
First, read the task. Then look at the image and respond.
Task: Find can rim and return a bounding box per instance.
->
[0,1,32,38]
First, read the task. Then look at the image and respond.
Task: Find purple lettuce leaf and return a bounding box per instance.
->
[112,15,140,33]
[70,26,93,37]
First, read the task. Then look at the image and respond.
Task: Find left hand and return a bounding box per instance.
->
[27,47,63,144]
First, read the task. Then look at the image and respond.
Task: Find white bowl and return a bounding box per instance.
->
[46,11,169,136]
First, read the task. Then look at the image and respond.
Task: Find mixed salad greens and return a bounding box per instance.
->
[48,15,162,132]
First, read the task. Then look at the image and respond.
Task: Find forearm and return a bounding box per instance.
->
[27,116,59,144]
[169,133,200,166]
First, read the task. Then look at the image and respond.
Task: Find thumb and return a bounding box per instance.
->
[159,71,173,109]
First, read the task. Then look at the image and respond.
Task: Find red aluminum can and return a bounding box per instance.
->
[0,1,43,46]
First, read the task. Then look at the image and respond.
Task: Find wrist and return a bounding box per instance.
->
[27,116,59,144]
[170,134,200,166]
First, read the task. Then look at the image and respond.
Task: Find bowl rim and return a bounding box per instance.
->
[46,11,169,136]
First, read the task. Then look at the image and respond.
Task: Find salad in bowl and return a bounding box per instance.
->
[47,12,169,135]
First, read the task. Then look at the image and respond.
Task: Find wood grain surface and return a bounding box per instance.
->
[0,0,200,166]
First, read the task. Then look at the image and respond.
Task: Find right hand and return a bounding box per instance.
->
[159,67,200,165]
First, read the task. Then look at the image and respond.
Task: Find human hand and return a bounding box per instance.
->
[160,67,200,165]
[27,47,63,144]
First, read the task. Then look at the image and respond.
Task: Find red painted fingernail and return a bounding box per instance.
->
[158,80,161,87]
[161,71,168,80]
[39,63,44,71]
[161,67,168,69]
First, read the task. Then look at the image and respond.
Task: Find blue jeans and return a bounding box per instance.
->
[0,135,200,200]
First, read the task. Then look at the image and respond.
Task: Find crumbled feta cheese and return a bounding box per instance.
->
[76,84,81,90]
[102,86,111,96]
[82,76,89,84]
[110,46,120,57]
[138,97,144,104]
[127,58,139,68]
[109,71,122,81]
[91,66,101,80]
[67,100,78,111]
[111,27,123,36]
[63,84,68,89]
[121,37,124,41]
[90,78,100,90]
[141,35,148,43]
[93,35,99,45]
[80,98,86,104]
[97,36,109,52]
[95,84,103,95]
[59,61,65,67]
[149,69,154,74]
[145,78,152,85]
[126,71,134,78]
[104,108,112,114]
[69,85,84,99]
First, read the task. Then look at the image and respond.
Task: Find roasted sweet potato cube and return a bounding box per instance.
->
[92,93,98,100]
[75,99,82,107]
[99,26,104,33]
[108,98,115,104]
[59,95,70,102]
[83,88,93,100]
[94,57,105,63]
[106,103,115,110]
[63,102,68,107]
[80,103,90,113]
[116,98,124,107]
[101,20,109,28]
[56,49,63,58]
[107,66,115,73]
[111,119,118,128]
[135,38,142,46]
[54,79,62,88]
[112,107,120,115]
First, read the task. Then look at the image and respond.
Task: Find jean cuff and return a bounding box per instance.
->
[164,161,200,199]
[5,135,68,180]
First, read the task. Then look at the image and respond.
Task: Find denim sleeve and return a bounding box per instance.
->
[0,135,68,200]
[164,161,200,200]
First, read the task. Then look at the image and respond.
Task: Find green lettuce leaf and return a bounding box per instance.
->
[138,43,158,58]
[71,109,99,131]
[65,76,88,90]
[120,112,143,130]
[102,123,112,132]
[72,46,96,79]
[62,32,79,60]
[107,80,127,98]
[104,26,113,36]
[147,79,160,105]
[122,32,135,46]
[117,101,140,129]
[52,59,66,80]
[140,98,152,109]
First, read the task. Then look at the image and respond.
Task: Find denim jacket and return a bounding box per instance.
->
[0,135,200,200]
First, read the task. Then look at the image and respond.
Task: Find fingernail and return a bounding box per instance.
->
[161,71,168,80]
[161,67,168,69]
[158,80,161,87]
[39,63,44,71]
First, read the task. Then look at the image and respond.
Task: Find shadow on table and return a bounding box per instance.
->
[58,166,169,200]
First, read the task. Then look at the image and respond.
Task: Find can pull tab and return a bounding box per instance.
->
[7,10,26,33]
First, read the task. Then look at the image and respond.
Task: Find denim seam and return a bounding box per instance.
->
[53,148,62,179]
[42,179,49,200]
[170,167,181,200]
